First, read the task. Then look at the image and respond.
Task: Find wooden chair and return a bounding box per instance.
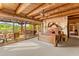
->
[6,33,14,41]
[0,34,5,43]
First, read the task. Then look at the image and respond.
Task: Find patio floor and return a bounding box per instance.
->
[0,37,79,56]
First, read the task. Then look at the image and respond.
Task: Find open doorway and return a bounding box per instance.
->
[68,14,79,38]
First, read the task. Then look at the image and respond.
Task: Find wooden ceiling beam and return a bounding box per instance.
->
[37,3,79,20]
[68,17,79,20]
[1,9,41,21]
[45,8,79,19]
[34,3,68,19]
[0,11,41,24]
[15,3,22,12]
[0,3,2,9]
[26,3,44,15]
[27,4,55,16]
[69,14,79,18]
[28,3,66,17]
[16,3,31,14]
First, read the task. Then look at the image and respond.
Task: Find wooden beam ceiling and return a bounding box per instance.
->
[69,14,79,18]
[45,8,79,19]
[0,3,79,23]
[21,3,43,15]
[28,3,66,18]
[68,14,79,20]
[27,3,56,16]
[0,4,42,22]
[16,3,31,14]
[0,11,41,24]
[36,3,79,20]
[0,3,2,9]
[25,3,44,15]
[2,3,19,11]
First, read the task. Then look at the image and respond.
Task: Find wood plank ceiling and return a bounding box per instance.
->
[0,3,79,24]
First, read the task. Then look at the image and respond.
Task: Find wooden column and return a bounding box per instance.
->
[21,23,23,34]
[33,24,36,36]
[25,22,26,40]
[33,24,36,31]
[38,22,43,40]
[41,22,43,34]
[13,22,15,40]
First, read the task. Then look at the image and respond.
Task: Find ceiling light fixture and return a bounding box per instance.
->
[40,9,46,20]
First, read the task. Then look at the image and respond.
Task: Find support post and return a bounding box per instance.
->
[21,23,23,34]
[13,22,15,41]
[25,22,26,40]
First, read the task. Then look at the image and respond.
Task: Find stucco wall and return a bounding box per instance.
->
[42,16,68,35]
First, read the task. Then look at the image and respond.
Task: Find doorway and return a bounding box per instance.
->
[68,15,79,38]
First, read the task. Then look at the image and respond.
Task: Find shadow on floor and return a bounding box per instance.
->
[59,37,79,47]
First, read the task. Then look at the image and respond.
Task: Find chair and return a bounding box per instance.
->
[0,34,5,43]
[6,33,14,41]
